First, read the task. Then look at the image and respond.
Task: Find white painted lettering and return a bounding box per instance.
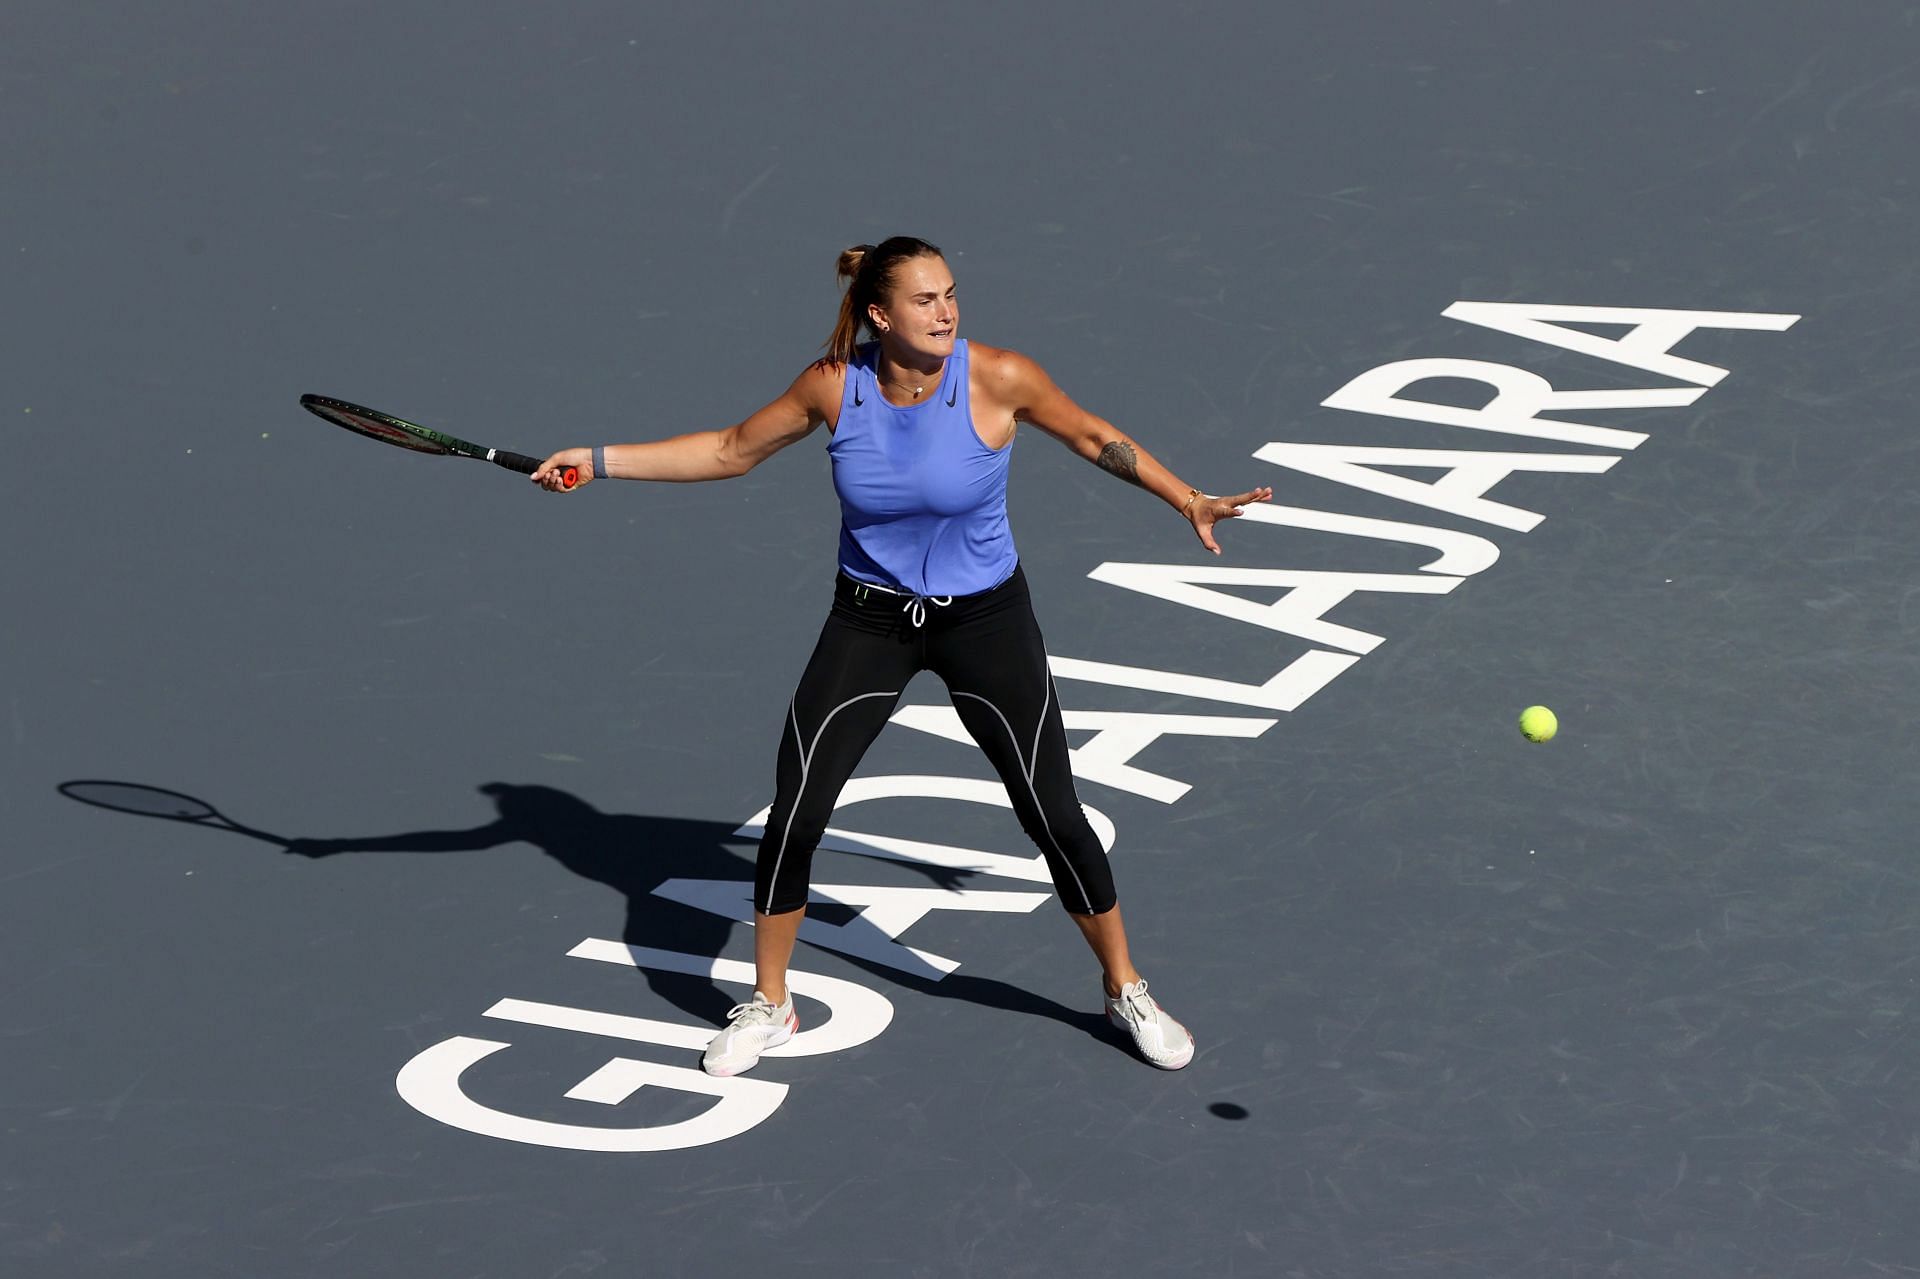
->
[1048,651,1358,713]
[736,775,1116,888]
[1237,502,1502,576]
[494,941,895,1057]
[395,1037,785,1152]
[652,877,1051,980]
[890,704,1273,804]
[1085,562,1461,654]
[1321,357,1694,449]
[394,945,895,1151]
[1252,443,1619,533]
[1442,301,1800,388]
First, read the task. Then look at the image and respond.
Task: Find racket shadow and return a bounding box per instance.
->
[58,779,1110,1044]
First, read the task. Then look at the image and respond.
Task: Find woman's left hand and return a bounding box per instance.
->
[1187,486,1273,554]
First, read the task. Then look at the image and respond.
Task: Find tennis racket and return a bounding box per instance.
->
[299,394,576,489]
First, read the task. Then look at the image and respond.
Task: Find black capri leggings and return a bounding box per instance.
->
[755,565,1117,917]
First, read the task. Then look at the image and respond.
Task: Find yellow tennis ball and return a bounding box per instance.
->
[1519,705,1558,742]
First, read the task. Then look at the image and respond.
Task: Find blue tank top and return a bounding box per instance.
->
[829,339,1018,597]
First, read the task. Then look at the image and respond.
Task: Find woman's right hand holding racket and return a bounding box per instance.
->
[533,448,594,493]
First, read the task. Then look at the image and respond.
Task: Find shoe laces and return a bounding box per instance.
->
[725,994,784,1027]
[1114,980,1158,1023]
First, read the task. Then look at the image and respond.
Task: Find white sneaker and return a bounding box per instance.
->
[1105,979,1194,1070]
[701,991,798,1077]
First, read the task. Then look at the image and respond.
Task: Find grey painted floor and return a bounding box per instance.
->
[7,3,1919,1275]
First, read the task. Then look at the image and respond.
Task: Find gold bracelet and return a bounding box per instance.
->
[1180,488,1203,517]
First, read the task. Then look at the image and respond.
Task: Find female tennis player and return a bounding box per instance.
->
[533,236,1270,1076]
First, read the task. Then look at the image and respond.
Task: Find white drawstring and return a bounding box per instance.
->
[902,594,953,628]
[851,577,952,628]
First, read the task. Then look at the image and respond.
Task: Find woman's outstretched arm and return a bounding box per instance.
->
[530,361,841,490]
[974,344,1272,554]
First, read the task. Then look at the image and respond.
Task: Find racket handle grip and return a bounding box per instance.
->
[495,451,579,490]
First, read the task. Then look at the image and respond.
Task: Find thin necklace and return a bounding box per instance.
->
[880,360,942,400]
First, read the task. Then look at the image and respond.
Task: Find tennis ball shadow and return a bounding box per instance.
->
[1208,1102,1250,1121]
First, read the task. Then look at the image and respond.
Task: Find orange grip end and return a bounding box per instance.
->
[562,466,579,490]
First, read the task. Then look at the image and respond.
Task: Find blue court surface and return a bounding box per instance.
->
[7,3,1920,1276]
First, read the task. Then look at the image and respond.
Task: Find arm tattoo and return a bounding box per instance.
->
[1095,440,1144,487]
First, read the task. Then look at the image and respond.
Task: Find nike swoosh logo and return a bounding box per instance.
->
[946,382,958,407]
[853,382,864,406]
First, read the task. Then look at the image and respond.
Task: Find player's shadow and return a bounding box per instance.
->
[68,779,1113,1047]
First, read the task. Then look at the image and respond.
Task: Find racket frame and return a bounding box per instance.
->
[298,394,569,483]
